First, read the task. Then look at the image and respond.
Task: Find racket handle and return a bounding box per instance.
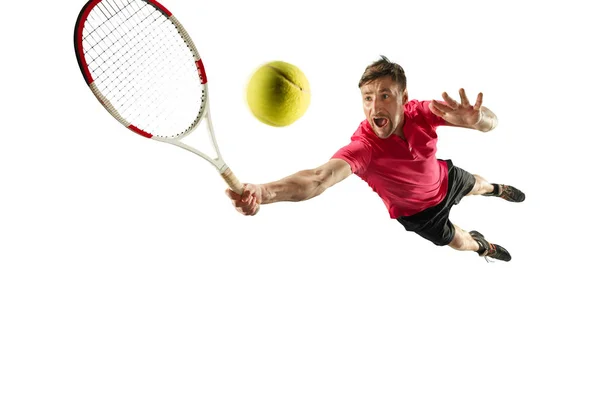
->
[221,168,244,195]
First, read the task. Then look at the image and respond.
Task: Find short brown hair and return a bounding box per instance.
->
[358,55,407,90]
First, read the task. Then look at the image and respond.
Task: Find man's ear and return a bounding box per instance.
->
[402,88,408,104]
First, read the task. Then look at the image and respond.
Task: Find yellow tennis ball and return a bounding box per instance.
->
[246,61,310,127]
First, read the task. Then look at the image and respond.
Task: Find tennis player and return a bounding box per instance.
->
[226,56,525,262]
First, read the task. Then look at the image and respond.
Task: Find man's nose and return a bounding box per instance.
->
[372,98,383,113]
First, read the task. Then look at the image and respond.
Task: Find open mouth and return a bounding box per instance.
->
[373,117,388,128]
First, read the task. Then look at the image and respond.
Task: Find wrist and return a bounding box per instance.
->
[260,183,277,204]
[473,109,497,132]
[473,110,486,131]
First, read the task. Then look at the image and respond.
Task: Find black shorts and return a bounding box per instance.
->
[396,160,476,246]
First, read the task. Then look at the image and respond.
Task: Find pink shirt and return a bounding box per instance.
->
[331,100,449,218]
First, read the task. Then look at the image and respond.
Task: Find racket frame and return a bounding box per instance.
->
[74,0,243,193]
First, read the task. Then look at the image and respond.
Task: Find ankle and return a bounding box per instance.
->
[474,239,486,255]
[489,183,500,195]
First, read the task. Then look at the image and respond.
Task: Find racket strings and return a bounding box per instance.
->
[81,0,205,138]
[100,3,179,112]
[86,1,180,107]
[84,1,149,79]
[118,12,193,128]
[86,6,163,105]
[92,10,175,119]
[85,1,164,81]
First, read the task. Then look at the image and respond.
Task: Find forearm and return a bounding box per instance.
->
[473,106,498,132]
[260,170,327,204]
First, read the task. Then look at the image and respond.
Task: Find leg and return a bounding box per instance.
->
[397,162,513,261]
[448,223,512,261]
[469,174,526,202]
[447,223,480,252]
[467,174,495,196]
[410,220,512,262]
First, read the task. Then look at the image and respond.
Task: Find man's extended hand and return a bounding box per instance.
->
[430,88,483,127]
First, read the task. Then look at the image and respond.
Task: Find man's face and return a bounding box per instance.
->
[361,76,407,139]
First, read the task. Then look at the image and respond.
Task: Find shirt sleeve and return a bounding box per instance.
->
[420,100,448,128]
[331,138,372,175]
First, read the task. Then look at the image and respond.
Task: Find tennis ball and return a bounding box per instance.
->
[246,61,310,127]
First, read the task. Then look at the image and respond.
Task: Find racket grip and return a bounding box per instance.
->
[221,168,244,195]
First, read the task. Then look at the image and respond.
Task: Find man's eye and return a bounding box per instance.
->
[383,94,389,99]
[365,96,372,101]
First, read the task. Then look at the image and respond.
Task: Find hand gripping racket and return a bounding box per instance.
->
[74,0,244,195]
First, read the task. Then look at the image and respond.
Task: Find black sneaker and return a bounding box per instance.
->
[483,184,526,202]
[469,230,512,262]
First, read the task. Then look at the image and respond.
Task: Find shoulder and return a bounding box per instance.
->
[332,121,376,174]
[352,119,372,138]
[404,99,433,117]
[351,120,378,144]
[404,99,446,128]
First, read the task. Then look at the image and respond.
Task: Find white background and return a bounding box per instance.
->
[1,1,599,399]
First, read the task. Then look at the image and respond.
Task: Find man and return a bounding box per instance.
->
[226,56,525,262]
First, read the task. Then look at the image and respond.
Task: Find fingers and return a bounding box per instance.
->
[225,184,254,201]
[225,188,241,201]
[441,92,459,109]
[439,89,484,110]
[233,198,258,215]
[238,195,259,216]
[238,183,253,202]
[431,99,454,115]
[225,186,260,216]
[230,193,254,208]
[458,88,470,106]
[458,89,483,109]
[473,92,483,110]
[246,197,260,216]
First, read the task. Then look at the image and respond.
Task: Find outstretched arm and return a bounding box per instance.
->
[225,158,352,216]
[261,158,352,203]
[429,88,498,132]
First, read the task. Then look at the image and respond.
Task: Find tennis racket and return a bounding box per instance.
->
[74,0,244,195]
